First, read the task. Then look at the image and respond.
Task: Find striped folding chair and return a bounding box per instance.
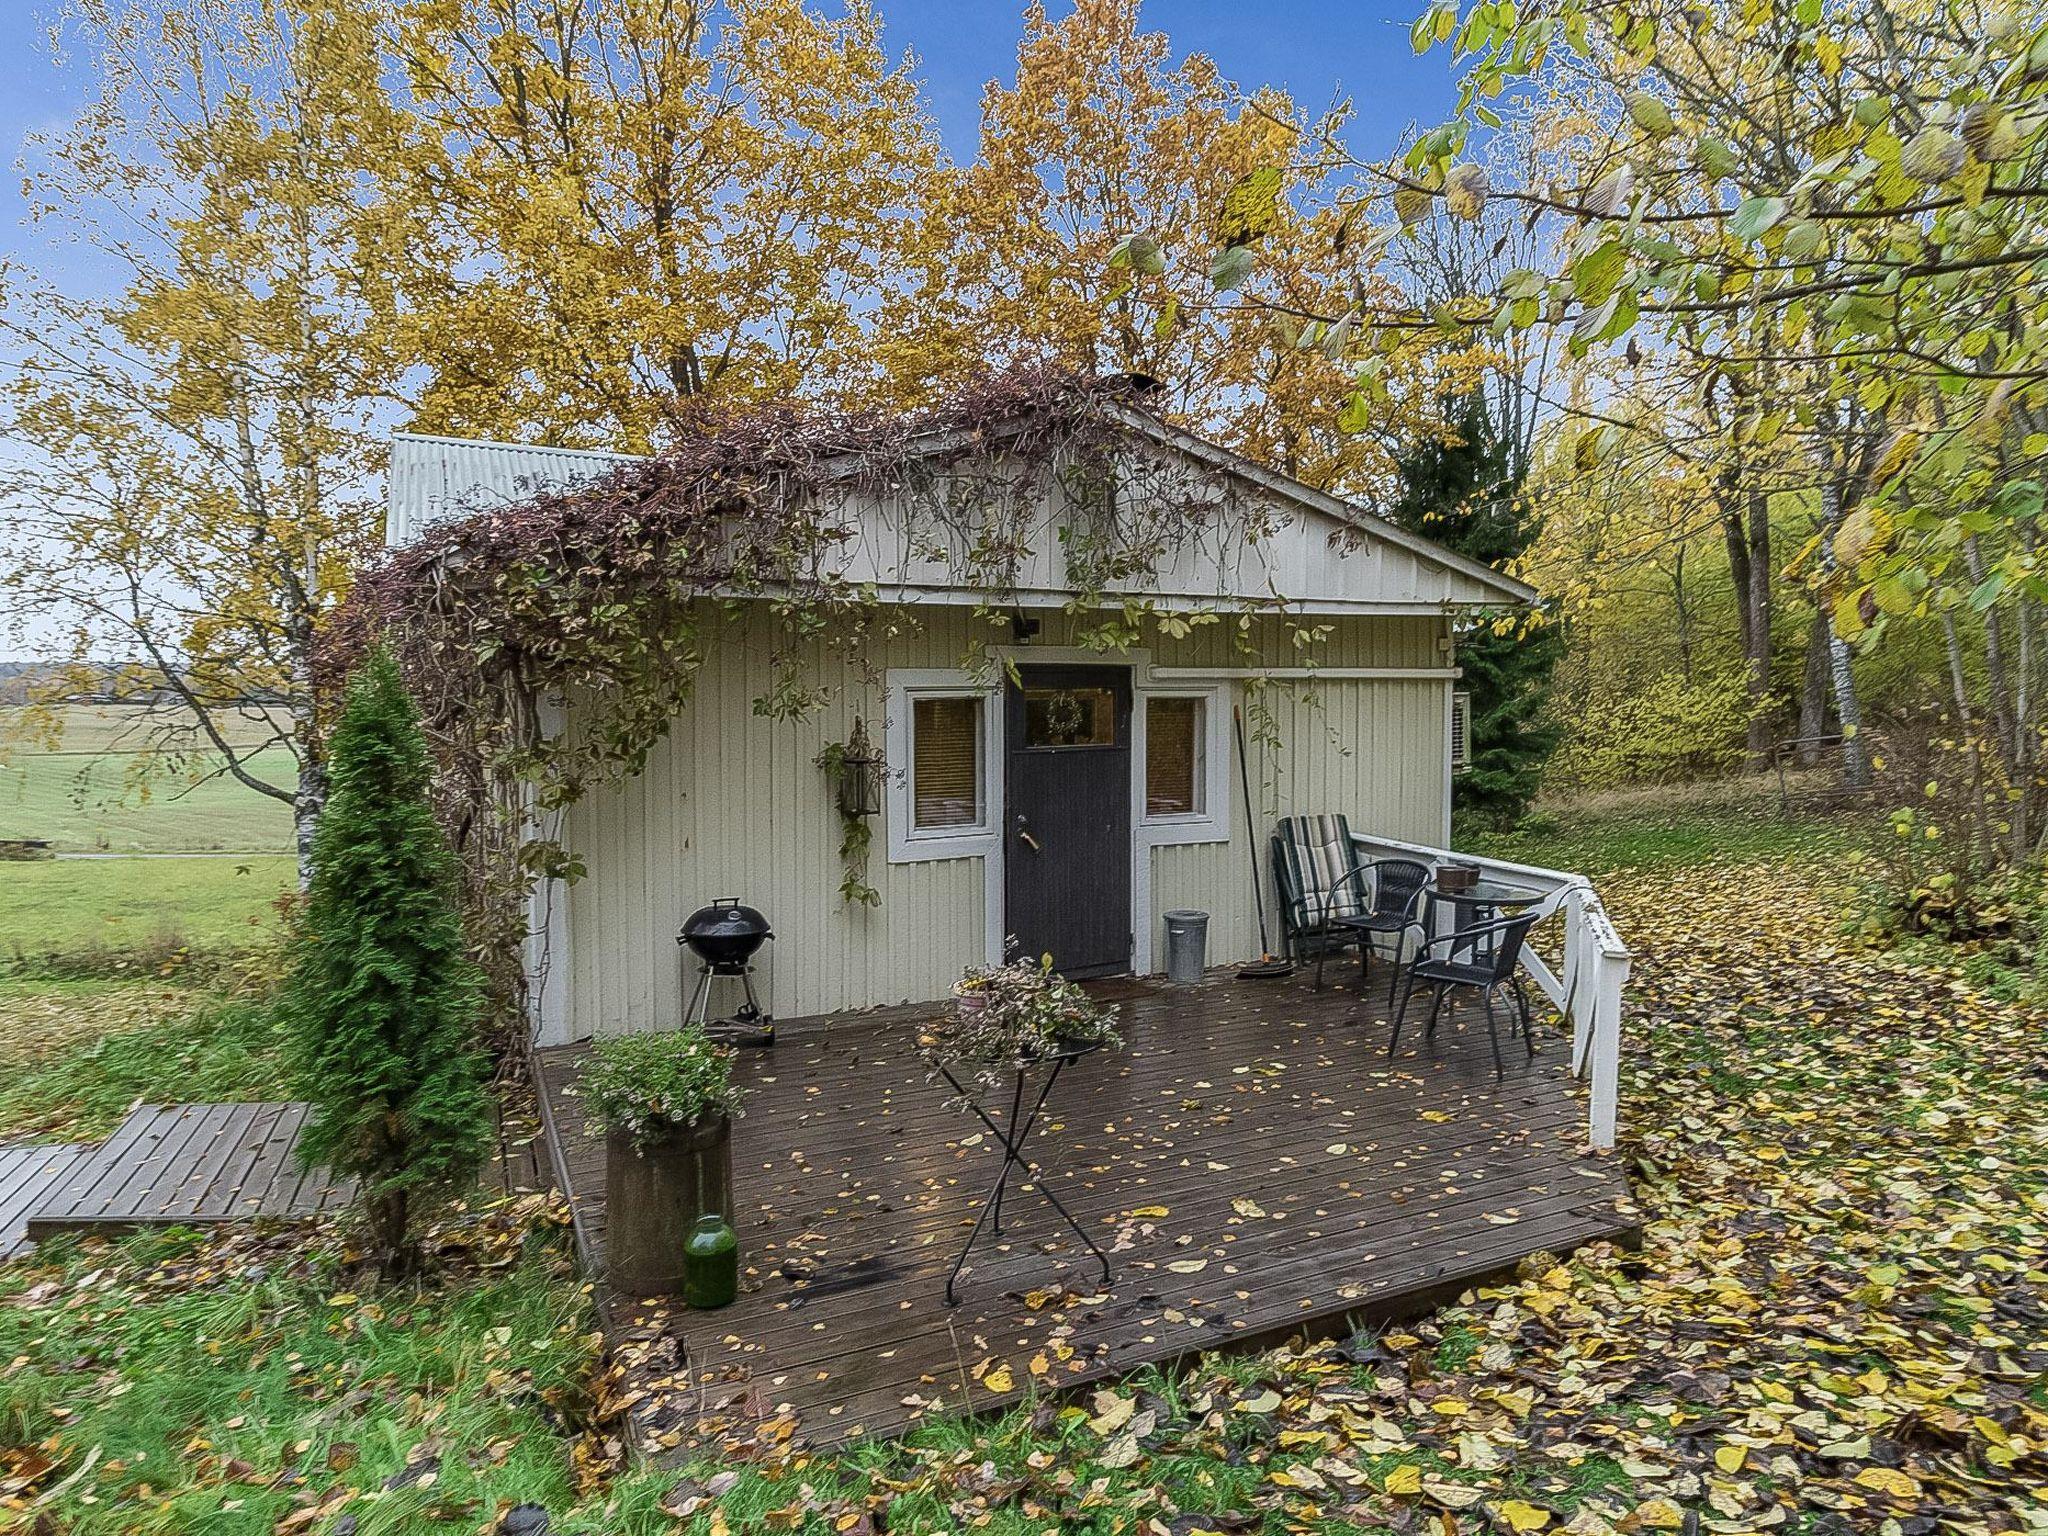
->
[1271,814,1369,967]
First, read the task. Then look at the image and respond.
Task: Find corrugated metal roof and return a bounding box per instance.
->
[385,432,642,546]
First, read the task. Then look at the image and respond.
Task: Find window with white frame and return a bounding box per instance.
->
[886,673,997,862]
[1144,695,1205,817]
[911,694,984,831]
[1135,683,1230,844]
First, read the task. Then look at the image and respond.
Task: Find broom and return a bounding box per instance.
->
[1233,704,1295,980]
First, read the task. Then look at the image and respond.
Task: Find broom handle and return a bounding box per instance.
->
[1234,704,1275,956]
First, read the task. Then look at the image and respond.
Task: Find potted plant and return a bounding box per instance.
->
[579,1026,744,1297]
[926,955,1120,1104]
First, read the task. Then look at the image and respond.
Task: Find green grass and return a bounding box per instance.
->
[0,855,295,968]
[0,745,297,852]
[0,1216,598,1536]
[0,986,293,1139]
[1462,790,1868,875]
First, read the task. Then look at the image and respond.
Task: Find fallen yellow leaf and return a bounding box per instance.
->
[1630,1498,1685,1530]
[1854,1466,1920,1500]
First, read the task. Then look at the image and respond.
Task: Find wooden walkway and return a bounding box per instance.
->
[0,1144,92,1258]
[21,1102,352,1241]
[534,967,1638,1452]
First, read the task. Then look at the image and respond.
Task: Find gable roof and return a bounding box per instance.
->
[1097,404,1537,606]
[385,413,1536,612]
[386,432,642,546]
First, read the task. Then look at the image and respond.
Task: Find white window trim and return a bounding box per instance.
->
[1133,680,1232,848]
[884,669,1001,864]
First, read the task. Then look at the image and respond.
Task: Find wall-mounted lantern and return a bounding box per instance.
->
[836,717,884,818]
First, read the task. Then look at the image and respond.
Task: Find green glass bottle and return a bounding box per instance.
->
[682,1212,738,1309]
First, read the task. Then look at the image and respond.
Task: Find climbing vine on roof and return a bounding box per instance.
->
[320,365,1306,1037]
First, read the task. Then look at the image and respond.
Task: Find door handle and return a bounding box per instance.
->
[1015,815,1042,853]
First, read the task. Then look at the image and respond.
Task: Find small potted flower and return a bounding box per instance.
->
[579,1025,744,1297]
[925,955,1120,1105]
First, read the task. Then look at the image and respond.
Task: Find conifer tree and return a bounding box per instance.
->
[1391,391,1562,823]
[285,647,489,1276]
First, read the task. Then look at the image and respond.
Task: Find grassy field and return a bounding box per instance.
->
[0,744,299,852]
[0,702,297,970]
[1464,774,1870,874]
[0,855,295,968]
[0,979,290,1138]
[0,702,296,853]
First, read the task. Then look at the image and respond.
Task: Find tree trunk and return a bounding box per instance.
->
[1961,533,2018,760]
[1798,606,1830,767]
[1670,546,1693,683]
[1815,474,1871,788]
[1715,461,1777,765]
[1821,595,1870,787]
[371,1187,415,1281]
[1743,489,1775,762]
[290,650,327,884]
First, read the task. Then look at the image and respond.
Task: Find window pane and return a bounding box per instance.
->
[1023,686,1117,747]
[913,696,981,829]
[1146,696,1202,816]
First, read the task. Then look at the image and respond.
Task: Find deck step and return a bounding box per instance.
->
[0,1144,94,1259]
[22,1102,353,1241]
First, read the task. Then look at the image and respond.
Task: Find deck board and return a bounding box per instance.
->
[22,1103,354,1239]
[0,1145,93,1258]
[534,967,1638,1451]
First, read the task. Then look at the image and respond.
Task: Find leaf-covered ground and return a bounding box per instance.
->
[587,844,2047,1535]
[2,828,2044,1534]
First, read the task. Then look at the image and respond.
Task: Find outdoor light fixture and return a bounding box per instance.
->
[836,717,884,819]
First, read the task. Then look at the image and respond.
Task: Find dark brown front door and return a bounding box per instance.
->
[1004,664,1132,979]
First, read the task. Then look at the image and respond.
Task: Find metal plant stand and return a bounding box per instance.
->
[935,1038,1113,1305]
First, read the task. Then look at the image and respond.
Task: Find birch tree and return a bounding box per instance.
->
[0,0,417,872]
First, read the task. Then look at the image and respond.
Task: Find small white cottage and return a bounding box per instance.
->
[385,390,1533,1047]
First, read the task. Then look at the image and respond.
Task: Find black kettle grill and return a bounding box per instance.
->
[679,898,774,1046]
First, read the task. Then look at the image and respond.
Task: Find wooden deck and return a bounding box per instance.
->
[0,1144,92,1258]
[534,967,1638,1452]
[22,1102,354,1240]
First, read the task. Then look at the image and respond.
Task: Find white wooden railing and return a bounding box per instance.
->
[1349,832,1631,1151]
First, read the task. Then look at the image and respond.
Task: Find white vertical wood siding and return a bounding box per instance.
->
[559,607,1448,1038]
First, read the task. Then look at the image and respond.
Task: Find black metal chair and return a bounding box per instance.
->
[1389,908,1541,1079]
[1311,858,1432,992]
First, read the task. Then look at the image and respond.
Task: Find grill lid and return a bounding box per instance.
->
[682,899,772,943]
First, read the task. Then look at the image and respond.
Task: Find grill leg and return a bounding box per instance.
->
[686,966,714,1028]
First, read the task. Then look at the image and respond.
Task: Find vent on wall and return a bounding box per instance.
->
[1451,691,1472,772]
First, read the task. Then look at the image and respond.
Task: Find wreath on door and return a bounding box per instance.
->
[1044,689,1085,742]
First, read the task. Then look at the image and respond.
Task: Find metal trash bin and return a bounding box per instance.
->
[1162,909,1210,985]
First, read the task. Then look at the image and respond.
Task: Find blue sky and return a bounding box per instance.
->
[0,0,1457,294]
